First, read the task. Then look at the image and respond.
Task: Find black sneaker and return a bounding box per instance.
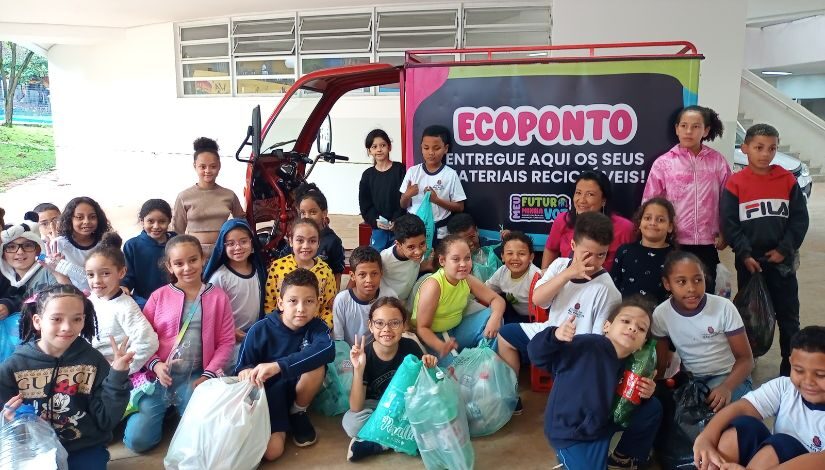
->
[347,437,385,462]
[513,397,523,416]
[289,411,317,447]
[607,452,639,470]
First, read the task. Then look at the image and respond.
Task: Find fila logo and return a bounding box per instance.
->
[739,198,789,220]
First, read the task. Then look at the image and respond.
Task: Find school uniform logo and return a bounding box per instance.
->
[813,436,822,450]
[708,326,714,334]
[738,198,789,221]
[702,326,719,339]
[567,302,583,319]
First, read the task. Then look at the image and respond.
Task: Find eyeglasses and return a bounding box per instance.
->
[225,238,252,249]
[370,319,403,330]
[3,241,39,253]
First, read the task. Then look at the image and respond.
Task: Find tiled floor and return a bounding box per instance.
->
[2,175,822,469]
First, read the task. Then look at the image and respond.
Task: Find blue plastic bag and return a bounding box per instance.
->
[415,192,435,260]
[405,366,475,470]
[312,340,353,416]
[358,354,421,456]
[0,312,22,363]
[449,338,518,437]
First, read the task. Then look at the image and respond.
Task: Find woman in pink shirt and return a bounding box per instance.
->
[541,170,634,271]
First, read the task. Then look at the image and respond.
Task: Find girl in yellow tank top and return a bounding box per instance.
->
[413,235,506,360]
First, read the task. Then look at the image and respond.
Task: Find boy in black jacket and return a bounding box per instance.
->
[528,297,661,470]
[235,268,335,461]
[721,123,809,376]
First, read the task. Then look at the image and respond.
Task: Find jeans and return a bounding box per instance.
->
[555,398,663,469]
[123,371,201,452]
[67,445,109,470]
[423,307,495,367]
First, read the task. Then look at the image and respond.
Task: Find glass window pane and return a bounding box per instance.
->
[301,56,370,75]
[300,14,371,33]
[301,35,371,53]
[234,37,295,55]
[379,32,456,51]
[234,18,295,36]
[181,24,228,41]
[378,11,457,29]
[465,30,549,47]
[464,7,550,26]
[182,62,230,78]
[237,78,295,94]
[181,43,229,59]
[183,80,231,95]
[236,59,296,76]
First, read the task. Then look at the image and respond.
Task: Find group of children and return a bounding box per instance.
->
[0,106,819,470]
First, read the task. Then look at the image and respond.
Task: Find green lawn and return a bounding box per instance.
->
[0,125,55,188]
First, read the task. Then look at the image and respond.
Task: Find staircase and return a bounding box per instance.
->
[739,69,825,183]
[737,112,824,183]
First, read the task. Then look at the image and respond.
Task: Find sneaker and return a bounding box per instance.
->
[607,452,639,470]
[347,437,385,462]
[289,411,317,447]
[512,397,523,416]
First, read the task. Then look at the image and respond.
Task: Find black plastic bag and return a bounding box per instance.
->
[658,378,714,470]
[733,272,776,357]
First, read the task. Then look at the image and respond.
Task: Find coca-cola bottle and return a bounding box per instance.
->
[612,339,657,428]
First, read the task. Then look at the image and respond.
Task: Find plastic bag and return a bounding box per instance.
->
[449,338,517,437]
[0,312,21,363]
[405,366,475,470]
[733,272,776,357]
[415,192,435,260]
[312,340,353,416]
[358,354,421,456]
[658,378,714,470]
[164,377,269,470]
[472,245,502,282]
[164,341,197,407]
[715,263,732,298]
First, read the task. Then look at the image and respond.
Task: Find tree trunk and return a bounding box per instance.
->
[1,43,35,127]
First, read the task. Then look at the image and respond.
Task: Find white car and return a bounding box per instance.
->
[733,126,812,199]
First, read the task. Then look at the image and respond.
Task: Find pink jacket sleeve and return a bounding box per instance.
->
[642,158,667,202]
[143,291,161,367]
[204,291,237,378]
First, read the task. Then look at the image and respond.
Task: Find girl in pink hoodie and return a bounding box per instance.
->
[122,234,235,453]
[643,105,730,293]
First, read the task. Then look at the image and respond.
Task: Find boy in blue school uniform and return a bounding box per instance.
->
[693,326,825,469]
[528,297,662,470]
[235,268,335,462]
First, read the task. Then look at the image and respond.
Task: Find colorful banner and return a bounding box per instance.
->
[404,59,701,246]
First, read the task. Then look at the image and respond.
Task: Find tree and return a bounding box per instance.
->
[0,42,42,127]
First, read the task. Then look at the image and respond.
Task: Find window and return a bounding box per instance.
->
[179,23,231,95]
[231,16,298,95]
[176,4,552,97]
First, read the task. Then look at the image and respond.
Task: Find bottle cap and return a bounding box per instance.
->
[479,371,489,380]
[435,371,444,380]
[15,404,36,417]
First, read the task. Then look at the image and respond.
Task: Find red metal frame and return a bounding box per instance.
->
[245,41,702,251]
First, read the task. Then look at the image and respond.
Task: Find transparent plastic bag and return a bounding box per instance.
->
[449,338,517,437]
[415,192,435,260]
[714,263,732,299]
[0,404,69,470]
[357,354,421,456]
[471,245,502,283]
[312,340,353,416]
[0,312,21,363]
[164,377,269,470]
[163,341,197,407]
[733,272,777,357]
[405,366,474,470]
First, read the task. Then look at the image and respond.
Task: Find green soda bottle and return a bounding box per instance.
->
[612,339,657,428]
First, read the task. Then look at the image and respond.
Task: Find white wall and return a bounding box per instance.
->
[48,23,402,215]
[552,0,748,161]
[744,16,825,70]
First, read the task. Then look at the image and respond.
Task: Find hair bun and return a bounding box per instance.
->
[193,137,219,153]
[99,232,123,250]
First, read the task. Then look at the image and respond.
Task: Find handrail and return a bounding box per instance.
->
[741,69,825,134]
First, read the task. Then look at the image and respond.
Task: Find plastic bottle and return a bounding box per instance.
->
[406,370,474,470]
[464,370,494,436]
[0,404,69,470]
[612,339,657,428]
